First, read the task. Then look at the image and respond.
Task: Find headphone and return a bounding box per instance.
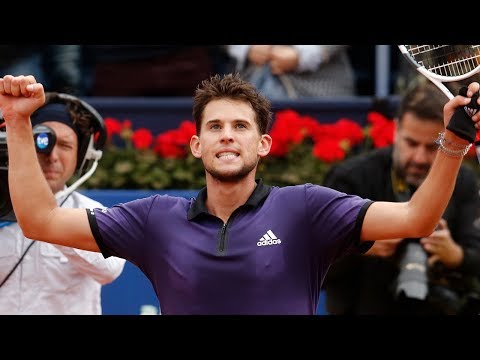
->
[0,93,106,221]
[41,92,107,176]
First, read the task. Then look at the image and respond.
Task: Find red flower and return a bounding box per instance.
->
[105,110,394,164]
[176,121,196,143]
[332,118,364,146]
[104,117,122,141]
[269,110,323,156]
[154,130,187,158]
[269,113,295,156]
[152,120,196,159]
[131,128,154,150]
[367,111,395,148]
[313,139,347,162]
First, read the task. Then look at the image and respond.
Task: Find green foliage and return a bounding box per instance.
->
[82,146,206,190]
[257,140,331,187]
[79,141,335,190]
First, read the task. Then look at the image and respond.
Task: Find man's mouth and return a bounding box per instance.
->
[217,152,239,159]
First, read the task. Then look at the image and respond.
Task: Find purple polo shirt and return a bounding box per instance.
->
[88,179,373,315]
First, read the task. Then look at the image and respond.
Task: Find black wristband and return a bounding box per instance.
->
[446,87,478,143]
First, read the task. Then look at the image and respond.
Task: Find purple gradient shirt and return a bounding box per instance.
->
[88,179,373,314]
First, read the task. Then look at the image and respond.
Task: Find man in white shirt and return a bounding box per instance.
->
[0,92,125,314]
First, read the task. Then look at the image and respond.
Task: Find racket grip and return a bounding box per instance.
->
[446,87,478,143]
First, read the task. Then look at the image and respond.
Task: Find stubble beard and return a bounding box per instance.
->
[204,161,257,183]
[393,149,428,190]
[394,161,428,189]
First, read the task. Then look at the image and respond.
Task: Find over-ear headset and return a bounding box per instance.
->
[38,92,107,176]
[0,93,107,221]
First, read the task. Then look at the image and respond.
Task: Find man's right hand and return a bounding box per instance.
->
[0,75,45,124]
[365,238,403,258]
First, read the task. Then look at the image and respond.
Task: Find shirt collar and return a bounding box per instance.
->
[187,178,272,220]
[0,221,14,228]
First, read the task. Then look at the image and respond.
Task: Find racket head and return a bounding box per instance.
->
[399,45,480,83]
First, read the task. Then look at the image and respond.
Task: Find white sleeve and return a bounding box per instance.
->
[291,45,350,73]
[226,45,251,70]
[54,244,126,285]
[291,45,323,72]
[52,192,126,284]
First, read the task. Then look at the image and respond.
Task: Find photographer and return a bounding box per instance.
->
[0,92,125,314]
[322,78,480,315]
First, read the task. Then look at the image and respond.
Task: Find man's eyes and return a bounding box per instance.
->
[209,123,247,130]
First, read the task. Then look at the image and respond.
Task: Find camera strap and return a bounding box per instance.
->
[0,240,35,288]
[0,193,71,288]
[391,168,413,202]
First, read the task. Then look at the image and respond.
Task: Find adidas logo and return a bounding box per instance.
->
[257,230,282,247]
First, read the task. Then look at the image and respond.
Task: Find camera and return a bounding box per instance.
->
[0,125,56,222]
[394,238,429,301]
[393,237,480,314]
[0,130,11,221]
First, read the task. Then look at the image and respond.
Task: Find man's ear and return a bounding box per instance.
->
[258,134,272,158]
[190,135,202,158]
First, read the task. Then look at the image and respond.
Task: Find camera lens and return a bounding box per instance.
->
[33,125,56,154]
[395,241,429,300]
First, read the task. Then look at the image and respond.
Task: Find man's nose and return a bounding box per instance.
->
[44,147,59,162]
[220,127,234,142]
[412,146,429,163]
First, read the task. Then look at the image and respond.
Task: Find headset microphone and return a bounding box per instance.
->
[0,92,107,221]
[48,93,107,200]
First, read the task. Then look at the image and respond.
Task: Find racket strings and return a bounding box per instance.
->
[406,45,480,77]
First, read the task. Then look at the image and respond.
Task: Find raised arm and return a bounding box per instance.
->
[361,82,480,241]
[0,75,100,252]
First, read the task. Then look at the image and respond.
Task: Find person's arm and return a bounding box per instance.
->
[323,159,403,257]
[290,45,349,73]
[361,83,480,242]
[0,75,100,252]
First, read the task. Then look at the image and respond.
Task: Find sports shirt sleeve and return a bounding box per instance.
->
[305,184,373,263]
[86,196,158,264]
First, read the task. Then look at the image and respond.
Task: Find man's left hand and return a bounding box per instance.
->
[421,218,463,268]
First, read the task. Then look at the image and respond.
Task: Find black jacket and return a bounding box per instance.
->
[322,146,480,314]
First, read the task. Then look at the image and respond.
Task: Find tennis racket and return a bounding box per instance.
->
[398,45,480,147]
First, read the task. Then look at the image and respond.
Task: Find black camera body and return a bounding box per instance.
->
[394,237,480,314]
[0,130,11,221]
[0,126,56,222]
[0,92,106,223]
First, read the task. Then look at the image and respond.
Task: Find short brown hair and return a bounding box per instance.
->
[396,78,448,125]
[43,92,92,139]
[192,73,273,135]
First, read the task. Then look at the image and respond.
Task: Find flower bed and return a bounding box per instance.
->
[80,108,479,190]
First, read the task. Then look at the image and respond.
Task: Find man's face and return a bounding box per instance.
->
[190,98,271,183]
[36,121,78,194]
[392,112,444,188]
